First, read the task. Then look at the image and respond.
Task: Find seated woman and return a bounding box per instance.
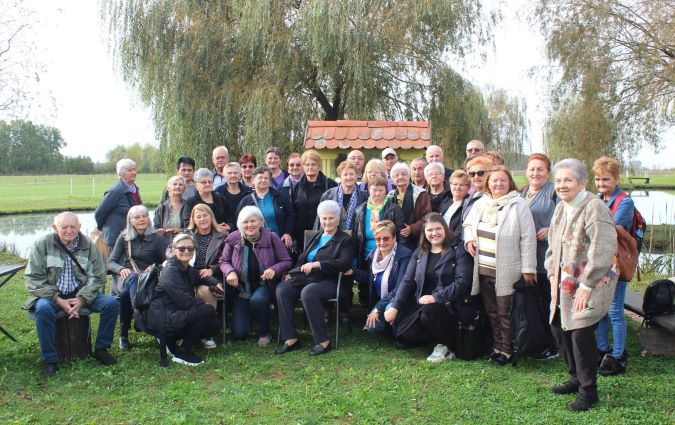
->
[219,206,292,345]
[384,213,473,362]
[352,220,412,335]
[154,175,187,243]
[186,203,227,349]
[145,234,221,366]
[275,200,356,356]
[108,205,169,351]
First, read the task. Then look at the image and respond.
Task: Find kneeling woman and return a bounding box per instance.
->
[146,234,221,366]
[384,213,473,363]
[353,220,412,334]
[275,200,356,356]
[219,206,292,345]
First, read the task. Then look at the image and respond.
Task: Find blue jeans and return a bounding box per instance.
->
[596,280,627,356]
[34,294,120,364]
[231,285,271,339]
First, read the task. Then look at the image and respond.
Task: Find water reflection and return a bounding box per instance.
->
[630,190,675,225]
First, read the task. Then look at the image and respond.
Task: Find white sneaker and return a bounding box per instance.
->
[201,338,217,349]
[258,335,272,346]
[171,349,204,366]
[426,344,454,363]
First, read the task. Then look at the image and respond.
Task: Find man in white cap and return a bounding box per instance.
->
[381,148,398,177]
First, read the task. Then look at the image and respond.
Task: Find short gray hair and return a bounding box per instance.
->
[423,162,445,178]
[116,158,136,177]
[123,205,156,240]
[317,200,341,218]
[172,233,194,246]
[194,168,213,183]
[390,162,410,177]
[224,162,241,173]
[552,158,587,184]
[236,206,264,233]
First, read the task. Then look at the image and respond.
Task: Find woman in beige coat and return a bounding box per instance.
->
[545,158,617,412]
[464,166,537,366]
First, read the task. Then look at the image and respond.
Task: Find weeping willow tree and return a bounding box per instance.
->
[484,87,529,168]
[102,0,495,168]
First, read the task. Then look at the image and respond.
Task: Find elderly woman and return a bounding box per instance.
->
[353,220,413,335]
[315,161,368,232]
[521,153,559,359]
[463,156,492,220]
[425,162,449,213]
[145,234,221,366]
[546,158,617,412]
[359,159,394,193]
[385,213,473,362]
[389,162,432,249]
[464,166,537,366]
[440,170,471,237]
[186,204,226,349]
[275,200,356,356]
[183,168,230,233]
[95,158,143,250]
[291,149,337,251]
[265,147,288,189]
[215,162,252,230]
[108,205,169,351]
[239,153,257,188]
[236,166,295,248]
[592,156,634,376]
[154,175,187,243]
[219,206,292,345]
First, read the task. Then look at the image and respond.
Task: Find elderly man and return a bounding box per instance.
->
[410,158,428,189]
[347,150,366,181]
[425,144,454,186]
[462,139,485,169]
[160,156,197,202]
[24,212,119,377]
[212,146,229,190]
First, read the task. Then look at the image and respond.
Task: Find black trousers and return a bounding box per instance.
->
[277,280,337,345]
[551,310,599,396]
[172,304,221,350]
[419,303,455,348]
[536,273,558,353]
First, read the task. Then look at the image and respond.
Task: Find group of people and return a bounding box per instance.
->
[24,139,636,412]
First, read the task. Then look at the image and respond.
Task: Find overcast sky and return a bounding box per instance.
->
[5,0,673,167]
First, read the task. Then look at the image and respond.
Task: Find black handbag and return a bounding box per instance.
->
[394,309,432,347]
[134,264,160,311]
[454,311,487,360]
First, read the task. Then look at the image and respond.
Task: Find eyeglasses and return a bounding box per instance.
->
[241,164,255,169]
[466,148,483,153]
[450,183,469,187]
[374,236,392,243]
[175,246,195,253]
[468,170,486,178]
[289,163,302,167]
[198,180,214,185]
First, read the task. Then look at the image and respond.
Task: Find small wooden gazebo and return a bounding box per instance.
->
[303,120,431,178]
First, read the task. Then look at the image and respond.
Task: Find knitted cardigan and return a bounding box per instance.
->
[545,193,617,330]
[463,194,537,297]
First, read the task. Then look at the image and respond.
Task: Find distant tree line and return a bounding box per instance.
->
[0,120,162,175]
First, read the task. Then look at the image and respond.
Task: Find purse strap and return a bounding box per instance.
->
[54,236,86,275]
[127,240,141,274]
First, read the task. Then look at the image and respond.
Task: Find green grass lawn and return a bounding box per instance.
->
[0,253,673,424]
[0,174,169,214]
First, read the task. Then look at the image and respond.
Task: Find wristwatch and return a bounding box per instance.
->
[371,308,379,315]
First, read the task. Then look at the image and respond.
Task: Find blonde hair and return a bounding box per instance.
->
[363,159,388,186]
[300,149,322,169]
[592,156,621,180]
[187,204,219,233]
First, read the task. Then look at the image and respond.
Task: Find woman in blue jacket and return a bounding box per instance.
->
[384,213,474,363]
[592,157,635,376]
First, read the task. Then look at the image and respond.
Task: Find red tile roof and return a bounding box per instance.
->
[304,120,431,150]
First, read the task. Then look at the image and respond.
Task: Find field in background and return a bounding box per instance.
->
[0,174,167,214]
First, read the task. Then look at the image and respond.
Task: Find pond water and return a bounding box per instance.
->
[0,190,673,259]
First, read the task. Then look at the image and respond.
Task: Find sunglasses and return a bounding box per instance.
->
[374,236,393,243]
[175,246,195,253]
[468,170,486,178]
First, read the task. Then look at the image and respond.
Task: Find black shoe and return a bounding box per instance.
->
[597,347,612,365]
[274,341,301,355]
[93,348,118,366]
[119,336,132,351]
[309,343,331,356]
[171,348,203,366]
[598,351,628,376]
[42,363,58,378]
[490,353,513,366]
[531,349,560,360]
[551,381,580,395]
[568,392,599,412]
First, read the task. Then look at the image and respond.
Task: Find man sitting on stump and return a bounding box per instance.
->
[24,212,119,377]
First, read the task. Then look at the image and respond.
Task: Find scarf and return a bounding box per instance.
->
[366,196,388,232]
[337,185,359,230]
[480,190,520,226]
[372,244,397,298]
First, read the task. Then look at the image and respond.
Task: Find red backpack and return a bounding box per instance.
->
[609,192,647,252]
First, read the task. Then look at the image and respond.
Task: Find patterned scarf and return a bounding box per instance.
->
[372,244,397,298]
[337,185,359,230]
[480,190,520,226]
[366,196,388,232]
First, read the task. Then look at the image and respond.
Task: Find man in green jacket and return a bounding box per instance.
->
[25,212,119,377]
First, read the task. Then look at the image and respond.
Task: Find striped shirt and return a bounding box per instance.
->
[477,221,497,277]
[57,236,80,295]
